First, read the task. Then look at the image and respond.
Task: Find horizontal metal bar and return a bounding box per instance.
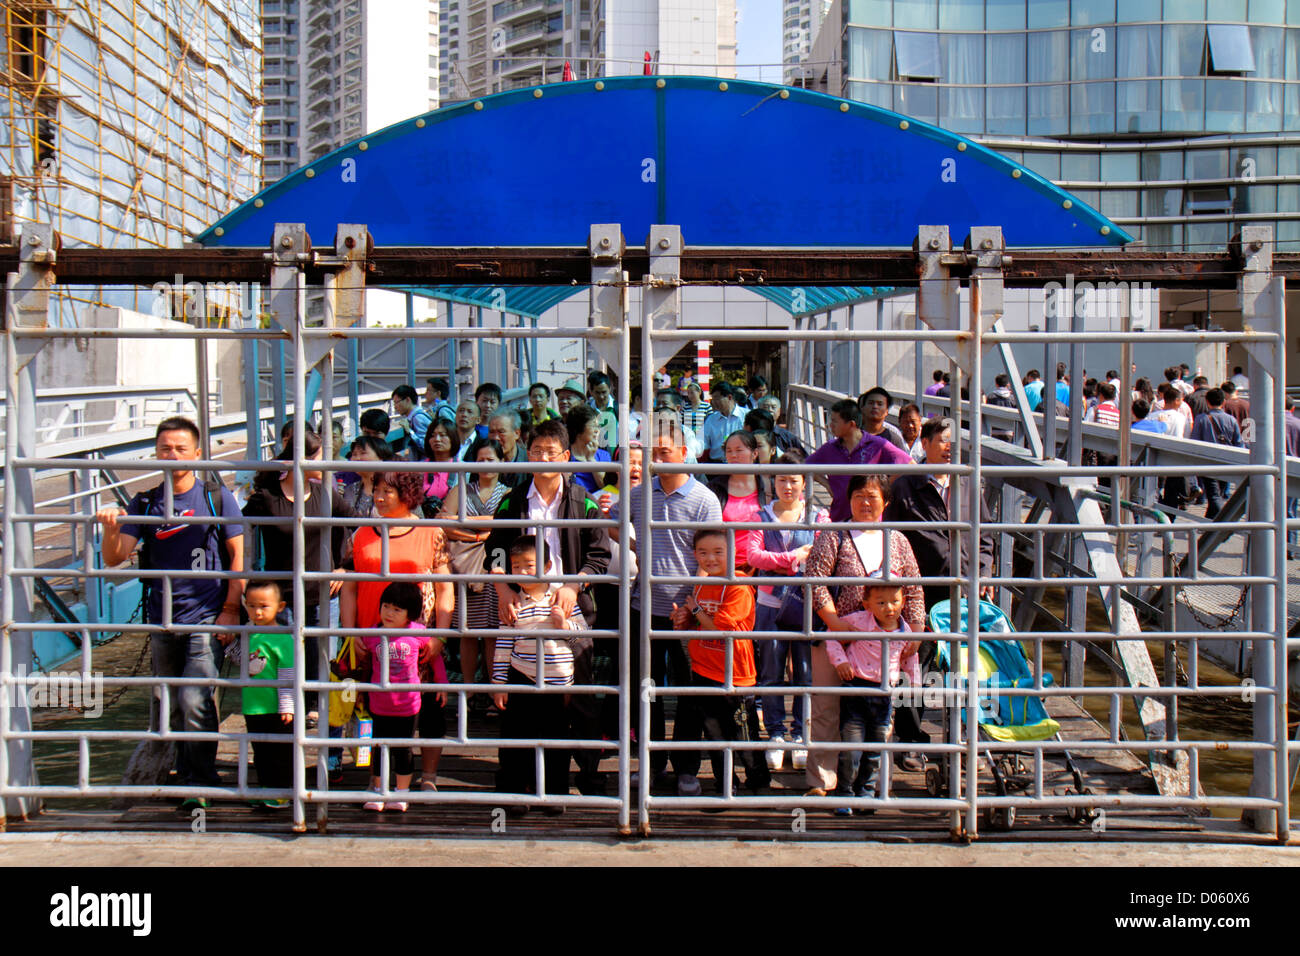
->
[299,325,619,340]
[649,327,964,342]
[984,330,1281,344]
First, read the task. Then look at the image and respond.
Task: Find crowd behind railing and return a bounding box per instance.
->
[91,359,1298,815]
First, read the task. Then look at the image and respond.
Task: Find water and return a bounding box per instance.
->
[1037,590,1298,817]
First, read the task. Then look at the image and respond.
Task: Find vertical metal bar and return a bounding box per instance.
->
[271,339,286,440]
[590,223,628,832]
[1237,226,1282,836]
[498,308,508,388]
[270,223,311,833]
[637,301,653,834]
[1271,278,1290,841]
[1068,292,1084,467]
[292,308,308,832]
[347,335,360,433]
[2,225,54,825]
[964,281,982,838]
[1043,304,1059,460]
[475,305,484,389]
[617,275,632,836]
[243,284,261,470]
[1116,301,1132,557]
[637,225,679,832]
[913,315,924,410]
[405,292,416,386]
[195,336,211,461]
[873,303,883,393]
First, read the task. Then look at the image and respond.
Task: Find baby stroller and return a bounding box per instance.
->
[927,599,1094,831]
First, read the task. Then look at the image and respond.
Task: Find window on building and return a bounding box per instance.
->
[1206,24,1255,73]
[1184,186,1233,213]
[893,32,940,80]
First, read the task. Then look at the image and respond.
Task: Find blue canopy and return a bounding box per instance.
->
[198,76,1132,251]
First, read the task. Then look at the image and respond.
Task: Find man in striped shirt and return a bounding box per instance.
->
[1088,381,1121,427]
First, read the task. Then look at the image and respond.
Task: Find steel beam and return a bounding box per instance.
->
[5,245,1298,288]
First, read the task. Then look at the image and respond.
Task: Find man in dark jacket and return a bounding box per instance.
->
[483,417,611,796]
[984,373,1018,444]
[1189,387,1245,519]
[882,416,995,611]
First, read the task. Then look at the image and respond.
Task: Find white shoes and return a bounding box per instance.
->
[790,737,808,771]
[766,745,786,772]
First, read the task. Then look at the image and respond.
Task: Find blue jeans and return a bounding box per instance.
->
[755,604,811,740]
[151,622,223,787]
[1201,476,1228,519]
[835,683,893,798]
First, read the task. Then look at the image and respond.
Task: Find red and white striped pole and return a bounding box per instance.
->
[697,340,711,401]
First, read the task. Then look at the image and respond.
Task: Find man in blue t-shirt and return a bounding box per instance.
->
[97,417,244,799]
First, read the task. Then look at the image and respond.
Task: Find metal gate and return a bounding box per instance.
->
[2,222,1293,840]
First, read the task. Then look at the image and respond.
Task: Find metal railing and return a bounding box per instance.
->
[1,221,1292,842]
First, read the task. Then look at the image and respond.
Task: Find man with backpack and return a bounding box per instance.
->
[96,417,244,804]
[1189,388,1245,519]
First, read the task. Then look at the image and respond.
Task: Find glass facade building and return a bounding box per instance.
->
[812,0,1300,249]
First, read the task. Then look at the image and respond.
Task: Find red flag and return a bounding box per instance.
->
[643,51,652,75]
[562,60,573,82]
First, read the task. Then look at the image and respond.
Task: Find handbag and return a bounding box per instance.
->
[328,636,361,727]
[419,579,438,627]
[775,584,814,631]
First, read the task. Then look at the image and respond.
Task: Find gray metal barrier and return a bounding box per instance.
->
[1,221,1292,842]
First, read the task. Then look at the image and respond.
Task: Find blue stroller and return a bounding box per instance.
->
[927,599,1094,830]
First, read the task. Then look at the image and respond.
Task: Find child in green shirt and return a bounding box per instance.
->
[227,580,295,807]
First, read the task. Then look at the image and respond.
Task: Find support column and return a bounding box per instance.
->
[915,225,969,830]
[268,224,311,834]
[963,226,1006,838]
[310,224,368,834]
[1236,226,1286,838]
[637,225,682,837]
[2,224,55,825]
[588,224,628,834]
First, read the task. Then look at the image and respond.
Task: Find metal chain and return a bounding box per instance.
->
[1176,582,1249,630]
[98,593,150,710]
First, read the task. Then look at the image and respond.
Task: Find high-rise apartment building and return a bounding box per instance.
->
[0,0,262,320]
[807,0,1300,251]
[263,0,440,183]
[784,0,831,84]
[440,0,736,104]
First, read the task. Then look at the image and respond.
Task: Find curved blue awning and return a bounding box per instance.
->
[198,76,1133,250]
[405,285,585,319]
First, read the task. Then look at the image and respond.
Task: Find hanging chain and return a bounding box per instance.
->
[98,592,150,710]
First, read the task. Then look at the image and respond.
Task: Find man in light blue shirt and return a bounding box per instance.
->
[1054,363,1071,407]
[697,382,746,462]
[1023,370,1044,412]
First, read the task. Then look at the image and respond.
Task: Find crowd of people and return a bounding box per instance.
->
[94,358,1288,816]
[985,362,1258,519]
